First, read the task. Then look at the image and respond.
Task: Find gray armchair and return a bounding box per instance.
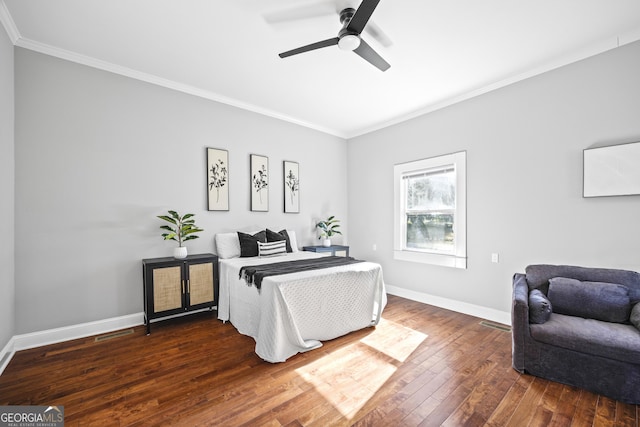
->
[512,264,640,404]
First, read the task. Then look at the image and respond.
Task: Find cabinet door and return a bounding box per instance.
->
[152,265,183,313]
[187,261,215,306]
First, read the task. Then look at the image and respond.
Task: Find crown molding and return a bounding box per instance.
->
[4,0,639,141]
[1,0,337,137]
[0,0,20,43]
[346,27,640,139]
[13,36,346,139]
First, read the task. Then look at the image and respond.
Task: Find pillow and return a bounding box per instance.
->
[258,240,287,257]
[525,264,640,301]
[266,229,292,253]
[237,231,266,258]
[214,232,242,259]
[548,277,631,323]
[631,303,640,331]
[529,289,552,324]
[286,230,299,252]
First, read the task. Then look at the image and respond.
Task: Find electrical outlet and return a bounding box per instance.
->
[372,244,377,251]
[491,253,499,263]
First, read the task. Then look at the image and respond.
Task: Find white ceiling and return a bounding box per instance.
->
[2,0,640,138]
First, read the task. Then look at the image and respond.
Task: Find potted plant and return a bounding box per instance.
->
[157,210,203,259]
[316,215,342,247]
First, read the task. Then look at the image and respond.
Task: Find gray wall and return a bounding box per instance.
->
[0,25,15,350]
[14,48,348,334]
[348,40,640,315]
[10,37,640,336]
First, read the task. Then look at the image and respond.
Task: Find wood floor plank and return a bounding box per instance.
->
[595,396,619,427]
[0,295,637,426]
[548,384,582,427]
[616,401,639,427]
[571,390,600,427]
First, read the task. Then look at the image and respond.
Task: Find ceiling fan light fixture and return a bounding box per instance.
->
[338,34,361,51]
[277,0,390,71]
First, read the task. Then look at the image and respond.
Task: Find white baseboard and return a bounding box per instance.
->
[385,284,511,326]
[0,313,142,376]
[0,310,229,375]
[12,312,145,353]
[0,336,16,376]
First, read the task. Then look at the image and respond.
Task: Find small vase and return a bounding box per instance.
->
[322,238,331,247]
[174,246,187,259]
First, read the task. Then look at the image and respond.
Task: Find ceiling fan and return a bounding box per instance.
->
[278,0,390,72]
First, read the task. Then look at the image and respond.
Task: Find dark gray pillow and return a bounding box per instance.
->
[525,264,640,302]
[631,303,640,331]
[265,229,292,253]
[237,230,266,257]
[529,289,552,324]
[548,277,631,323]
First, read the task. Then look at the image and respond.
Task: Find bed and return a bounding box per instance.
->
[215,230,386,363]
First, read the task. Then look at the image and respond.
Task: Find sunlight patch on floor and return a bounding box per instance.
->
[361,318,428,362]
[295,318,427,417]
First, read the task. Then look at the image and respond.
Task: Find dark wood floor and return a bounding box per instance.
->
[1,294,638,426]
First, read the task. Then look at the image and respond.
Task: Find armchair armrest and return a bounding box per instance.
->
[513,274,529,310]
[511,273,530,372]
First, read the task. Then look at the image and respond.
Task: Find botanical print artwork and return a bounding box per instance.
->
[251,154,269,211]
[253,165,268,200]
[207,148,229,211]
[283,161,299,213]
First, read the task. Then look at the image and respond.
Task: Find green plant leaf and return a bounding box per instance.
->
[183,228,203,236]
[157,215,177,225]
[158,210,202,245]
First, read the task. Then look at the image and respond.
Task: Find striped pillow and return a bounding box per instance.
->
[258,240,287,257]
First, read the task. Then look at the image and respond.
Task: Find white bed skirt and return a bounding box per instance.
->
[218,252,387,362]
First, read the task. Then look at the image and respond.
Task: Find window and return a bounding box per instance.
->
[394,151,466,268]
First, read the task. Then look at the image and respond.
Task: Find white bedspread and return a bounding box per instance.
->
[218,252,386,362]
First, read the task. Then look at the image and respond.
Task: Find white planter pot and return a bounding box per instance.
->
[174,246,188,259]
[322,238,331,247]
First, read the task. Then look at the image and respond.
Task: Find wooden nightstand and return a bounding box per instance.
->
[302,245,350,257]
[142,253,219,334]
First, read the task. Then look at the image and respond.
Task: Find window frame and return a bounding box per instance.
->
[393,151,467,269]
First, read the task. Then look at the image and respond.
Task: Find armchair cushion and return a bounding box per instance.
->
[528,289,552,324]
[530,313,640,364]
[548,277,630,323]
[631,303,640,331]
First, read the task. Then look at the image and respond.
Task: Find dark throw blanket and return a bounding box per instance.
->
[239,256,365,289]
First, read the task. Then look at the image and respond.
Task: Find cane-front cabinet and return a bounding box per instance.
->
[142,253,219,334]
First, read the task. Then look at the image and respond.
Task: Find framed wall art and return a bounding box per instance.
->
[583,141,640,197]
[283,160,299,213]
[207,148,229,211]
[250,154,269,211]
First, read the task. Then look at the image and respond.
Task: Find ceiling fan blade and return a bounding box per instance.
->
[353,38,390,71]
[279,37,340,58]
[365,21,392,47]
[346,0,380,34]
[264,2,335,24]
